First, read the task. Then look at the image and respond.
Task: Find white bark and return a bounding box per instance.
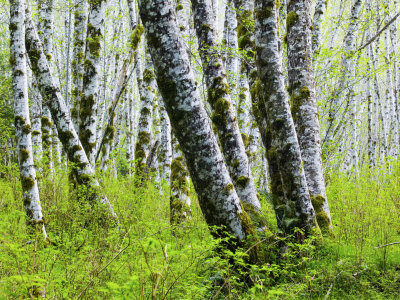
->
[254,0,318,233]
[134,53,155,177]
[79,0,106,166]
[139,0,248,239]
[192,0,261,210]
[311,0,327,54]
[10,0,46,238]
[159,100,172,182]
[71,0,88,133]
[287,0,332,229]
[25,6,117,218]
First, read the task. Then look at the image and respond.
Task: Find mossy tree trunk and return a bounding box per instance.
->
[24,6,117,219]
[38,0,55,174]
[78,0,106,166]
[152,99,161,184]
[138,0,253,240]
[192,0,261,210]
[170,135,191,225]
[254,0,318,235]
[10,0,47,239]
[71,0,88,133]
[134,54,155,179]
[286,0,333,232]
[29,76,43,162]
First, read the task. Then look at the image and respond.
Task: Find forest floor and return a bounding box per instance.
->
[1,162,400,299]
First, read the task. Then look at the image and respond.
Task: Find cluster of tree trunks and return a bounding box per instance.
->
[9,0,342,251]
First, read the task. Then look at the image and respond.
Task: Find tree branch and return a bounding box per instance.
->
[357,11,400,52]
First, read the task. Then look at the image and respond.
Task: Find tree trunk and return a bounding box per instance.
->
[134,54,155,179]
[38,0,55,174]
[71,0,88,133]
[254,0,318,234]
[159,100,172,183]
[10,0,47,238]
[170,135,191,225]
[311,0,327,55]
[192,0,261,210]
[287,0,332,232]
[79,0,106,166]
[138,0,252,240]
[25,6,117,219]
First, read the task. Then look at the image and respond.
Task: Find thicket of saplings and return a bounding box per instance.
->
[0,152,399,299]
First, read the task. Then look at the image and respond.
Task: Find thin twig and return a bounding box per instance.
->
[375,242,400,249]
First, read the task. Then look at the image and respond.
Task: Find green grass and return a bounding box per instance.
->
[0,162,399,299]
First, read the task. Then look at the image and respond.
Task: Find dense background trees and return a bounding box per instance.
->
[1,0,400,298]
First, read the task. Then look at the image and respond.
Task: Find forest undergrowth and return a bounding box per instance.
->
[1,159,400,299]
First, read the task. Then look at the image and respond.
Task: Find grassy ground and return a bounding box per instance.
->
[0,162,399,299]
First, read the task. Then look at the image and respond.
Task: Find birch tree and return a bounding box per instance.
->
[10,0,46,238]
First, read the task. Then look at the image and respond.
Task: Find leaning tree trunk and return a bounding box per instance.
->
[138,0,257,241]
[25,6,117,218]
[254,0,318,234]
[286,0,332,232]
[10,0,47,238]
[79,0,106,166]
[70,0,88,133]
[192,0,261,210]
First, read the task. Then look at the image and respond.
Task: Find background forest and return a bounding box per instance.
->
[1,0,400,298]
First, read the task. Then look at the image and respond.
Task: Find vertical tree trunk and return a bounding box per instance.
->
[287,0,332,231]
[254,0,318,234]
[25,7,117,219]
[10,0,47,238]
[71,0,88,133]
[138,0,252,240]
[311,0,327,55]
[29,77,43,161]
[38,0,55,174]
[134,54,155,178]
[192,0,261,210]
[223,0,238,105]
[159,100,172,182]
[366,5,376,169]
[79,0,106,166]
[170,135,191,225]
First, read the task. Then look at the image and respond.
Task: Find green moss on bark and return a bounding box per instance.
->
[286,11,299,31]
